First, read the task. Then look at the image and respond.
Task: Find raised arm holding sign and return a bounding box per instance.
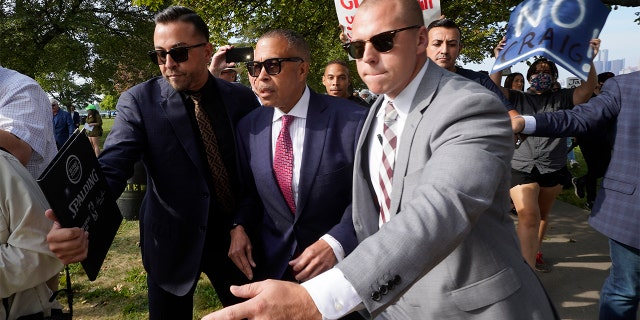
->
[490,0,609,81]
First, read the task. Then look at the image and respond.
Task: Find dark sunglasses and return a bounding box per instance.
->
[147,43,207,65]
[343,25,421,59]
[246,57,304,77]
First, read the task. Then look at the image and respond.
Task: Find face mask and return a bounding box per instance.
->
[530,73,553,92]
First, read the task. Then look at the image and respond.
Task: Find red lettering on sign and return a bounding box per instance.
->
[418,0,433,10]
[340,0,360,10]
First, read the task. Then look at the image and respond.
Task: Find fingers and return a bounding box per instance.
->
[229,227,255,280]
[290,240,336,282]
[47,228,89,264]
[45,208,59,223]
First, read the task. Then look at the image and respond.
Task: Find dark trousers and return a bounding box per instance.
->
[147,225,249,319]
[578,136,612,202]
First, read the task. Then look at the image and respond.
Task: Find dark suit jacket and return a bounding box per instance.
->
[534,71,640,250]
[234,89,366,280]
[99,75,259,296]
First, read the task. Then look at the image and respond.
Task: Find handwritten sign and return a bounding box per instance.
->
[335,0,441,43]
[491,0,609,80]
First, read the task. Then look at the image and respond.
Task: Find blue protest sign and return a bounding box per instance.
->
[491,0,610,80]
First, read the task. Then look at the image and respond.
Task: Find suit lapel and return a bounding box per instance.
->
[296,91,328,218]
[354,98,385,236]
[158,81,205,174]
[388,61,442,216]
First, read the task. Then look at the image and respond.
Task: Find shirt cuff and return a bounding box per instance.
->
[321,234,345,262]
[521,115,537,134]
[301,268,363,320]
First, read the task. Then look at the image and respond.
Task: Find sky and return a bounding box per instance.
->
[463,6,640,86]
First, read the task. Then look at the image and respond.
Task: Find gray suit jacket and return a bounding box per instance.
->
[338,60,556,319]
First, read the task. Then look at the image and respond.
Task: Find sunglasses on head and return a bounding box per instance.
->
[343,25,421,59]
[246,57,304,77]
[148,43,207,65]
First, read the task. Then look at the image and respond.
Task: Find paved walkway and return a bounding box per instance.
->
[530,201,639,320]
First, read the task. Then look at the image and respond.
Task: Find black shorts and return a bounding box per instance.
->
[511,166,571,188]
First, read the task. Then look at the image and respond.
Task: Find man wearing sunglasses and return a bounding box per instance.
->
[45,6,260,319]
[227,29,366,305]
[204,0,556,319]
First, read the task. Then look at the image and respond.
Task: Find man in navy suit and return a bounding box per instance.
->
[45,6,259,319]
[228,29,366,284]
[512,71,640,320]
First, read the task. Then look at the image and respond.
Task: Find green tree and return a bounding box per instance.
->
[0,0,159,98]
[133,0,638,91]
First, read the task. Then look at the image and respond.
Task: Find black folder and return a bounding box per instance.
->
[37,129,123,281]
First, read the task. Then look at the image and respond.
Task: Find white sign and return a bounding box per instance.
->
[335,0,441,43]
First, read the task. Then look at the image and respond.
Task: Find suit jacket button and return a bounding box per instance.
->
[379,284,389,295]
[371,291,381,301]
[393,275,401,285]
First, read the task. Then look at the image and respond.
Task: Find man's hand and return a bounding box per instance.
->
[493,36,506,58]
[45,209,89,264]
[590,38,601,60]
[201,280,322,320]
[229,226,256,280]
[209,45,236,77]
[290,239,336,282]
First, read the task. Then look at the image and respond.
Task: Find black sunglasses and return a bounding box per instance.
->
[343,25,421,59]
[148,43,207,65]
[246,57,304,77]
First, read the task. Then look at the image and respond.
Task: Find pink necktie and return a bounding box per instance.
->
[274,115,296,214]
[379,101,398,223]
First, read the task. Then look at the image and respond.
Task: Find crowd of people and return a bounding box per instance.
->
[1,1,637,319]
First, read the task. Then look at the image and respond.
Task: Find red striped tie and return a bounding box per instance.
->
[379,101,398,223]
[274,115,296,214]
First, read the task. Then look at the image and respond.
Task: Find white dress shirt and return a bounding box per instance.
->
[271,86,345,261]
[302,63,429,319]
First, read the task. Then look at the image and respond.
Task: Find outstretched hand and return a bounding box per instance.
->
[45,209,89,264]
[201,280,322,320]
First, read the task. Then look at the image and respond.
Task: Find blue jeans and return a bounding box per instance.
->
[599,239,640,320]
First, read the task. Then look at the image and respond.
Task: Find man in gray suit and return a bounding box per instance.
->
[203,0,557,319]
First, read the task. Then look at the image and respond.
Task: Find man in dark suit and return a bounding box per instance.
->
[203,0,556,319]
[512,71,640,320]
[45,6,259,319]
[228,29,366,285]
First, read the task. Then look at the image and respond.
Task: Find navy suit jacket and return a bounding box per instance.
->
[534,71,640,250]
[234,90,366,280]
[99,76,259,295]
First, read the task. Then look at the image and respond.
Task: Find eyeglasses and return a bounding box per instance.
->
[343,25,421,59]
[246,57,304,77]
[148,43,207,65]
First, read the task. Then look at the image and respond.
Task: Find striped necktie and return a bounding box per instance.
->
[379,101,398,224]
